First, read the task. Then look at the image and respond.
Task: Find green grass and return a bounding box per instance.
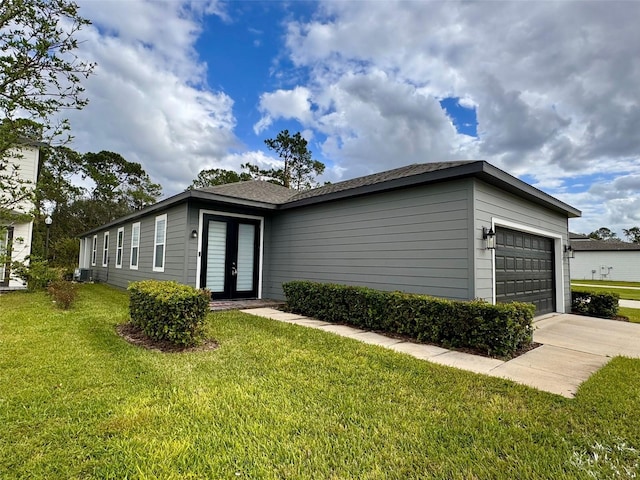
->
[571,284,640,300]
[2,285,640,478]
[619,307,640,324]
[572,279,640,288]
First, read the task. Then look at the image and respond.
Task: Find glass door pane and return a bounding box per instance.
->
[206,221,227,293]
[236,223,255,292]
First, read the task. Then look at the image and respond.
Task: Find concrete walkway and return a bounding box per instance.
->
[242,308,640,398]
[620,299,640,308]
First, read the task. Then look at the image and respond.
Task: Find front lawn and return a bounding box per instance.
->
[571,284,640,301]
[572,279,640,288]
[619,307,640,324]
[2,284,640,478]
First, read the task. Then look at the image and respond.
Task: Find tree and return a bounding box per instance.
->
[0,0,94,133]
[588,227,619,241]
[82,151,161,214]
[0,0,94,219]
[264,130,325,190]
[32,148,161,265]
[188,168,252,189]
[623,227,640,244]
[0,0,94,274]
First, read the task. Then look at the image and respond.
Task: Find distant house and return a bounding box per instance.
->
[78,161,581,316]
[569,232,640,282]
[1,144,40,289]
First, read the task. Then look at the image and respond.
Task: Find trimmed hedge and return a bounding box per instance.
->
[571,290,619,319]
[128,280,210,346]
[283,281,535,358]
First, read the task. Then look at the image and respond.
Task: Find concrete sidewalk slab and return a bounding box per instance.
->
[620,299,640,308]
[491,345,610,397]
[428,351,504,374]
[349,331,403,347]
[288,319,332,328]
[241,309,308,322]
[317,324,366,336]
[534,314,640,358]
[388,342,450,359]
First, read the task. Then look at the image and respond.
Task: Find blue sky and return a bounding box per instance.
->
[67,0,640,237]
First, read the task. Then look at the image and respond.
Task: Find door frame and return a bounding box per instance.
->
[195,210,264,298]
[489,218,566,313]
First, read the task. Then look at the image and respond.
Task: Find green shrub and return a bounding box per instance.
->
[572,290,619,318]
[47,280,79,309]
[128,280,210,346]
[283,281,535,358]
[11,256,62,291]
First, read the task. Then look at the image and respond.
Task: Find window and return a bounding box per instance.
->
[115,227,124,268]
[153,214,167,272]
[102,232,110,267]
[91,235,97,266]
[130,222,140,270]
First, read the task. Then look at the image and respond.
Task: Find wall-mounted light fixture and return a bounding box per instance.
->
[191,229,198,239]
[564,244,574,258]
[483,227,496,250]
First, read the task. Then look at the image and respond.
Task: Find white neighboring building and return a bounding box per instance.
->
[1,145,40,289]
[569,233,640,282]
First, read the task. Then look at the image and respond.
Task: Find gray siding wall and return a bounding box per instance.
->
[263,179,473,300]
[473,180,571,312]
[80,203,191,289]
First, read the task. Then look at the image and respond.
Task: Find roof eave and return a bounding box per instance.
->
[478,163,582,218]
[281,161,582,218]
[79,190,278,237]
[281,161,488,210]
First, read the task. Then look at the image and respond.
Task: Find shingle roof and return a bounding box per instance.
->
[80,160,581,237]
[198,180,298,204]
[194,161,477,205]
[572,240,640,251]
[288,161,476,203]
[569,232,590,240]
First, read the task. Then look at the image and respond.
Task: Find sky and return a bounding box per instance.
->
[62,0,640,237]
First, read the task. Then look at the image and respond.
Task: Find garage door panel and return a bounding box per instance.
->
[495,227,555,315]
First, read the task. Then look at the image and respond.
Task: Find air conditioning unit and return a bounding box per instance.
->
[73,268,91,282]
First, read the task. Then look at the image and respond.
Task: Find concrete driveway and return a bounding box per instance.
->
[242,308,640,398]
[491,314,640,397]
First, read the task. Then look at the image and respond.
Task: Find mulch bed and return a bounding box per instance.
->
[116,323,219,353]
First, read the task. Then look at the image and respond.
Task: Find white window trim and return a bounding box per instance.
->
[153,214,167,273]
[91,235,97,266]
[130,222,140,270]
[115,227,124,269]
[102,231,110,267]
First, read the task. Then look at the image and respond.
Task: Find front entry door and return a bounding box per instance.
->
[200,215,260,299]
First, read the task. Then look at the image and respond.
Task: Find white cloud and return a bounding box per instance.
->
[255,0,640,230]
[62,0,243,194]
[254,86,313,134]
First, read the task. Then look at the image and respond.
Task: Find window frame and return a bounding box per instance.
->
[115,227,124,269]
[130,222,140,270]
[102,231,110,267]
[152,214,167,273]
[91,235,97,266]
